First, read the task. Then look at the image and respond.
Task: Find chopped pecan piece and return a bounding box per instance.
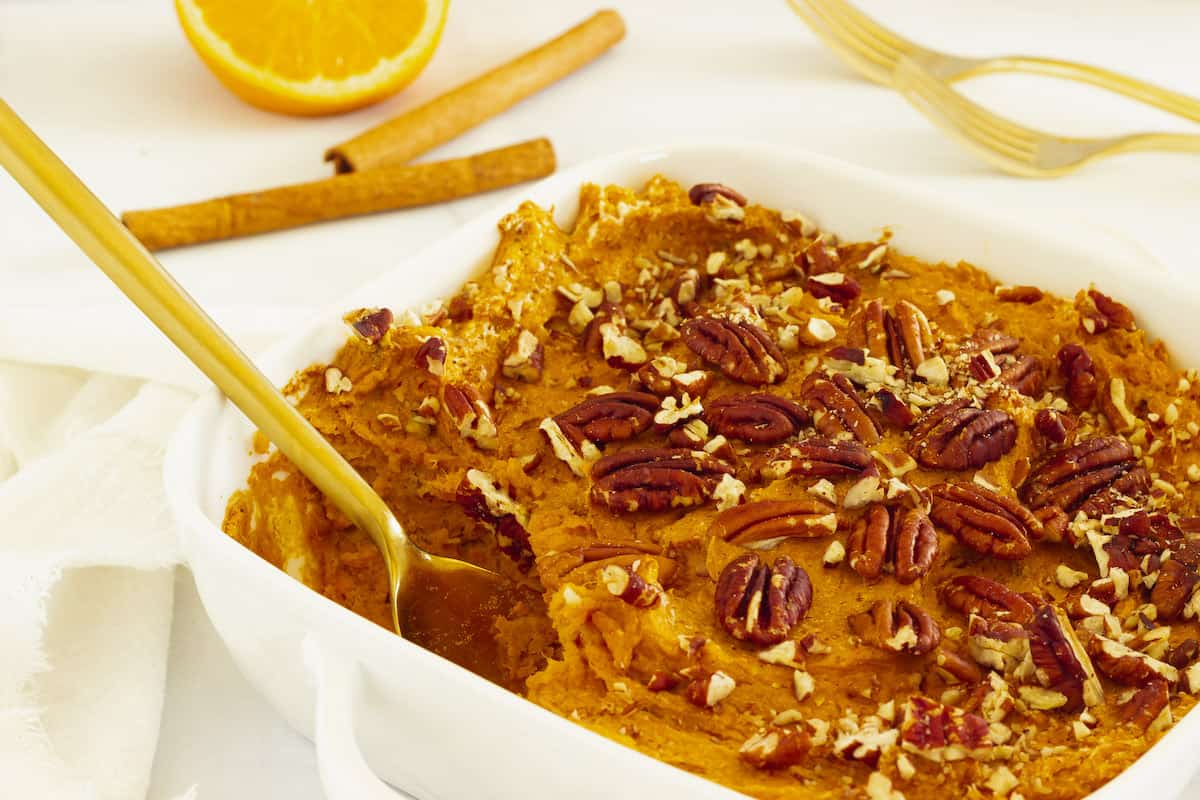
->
[800,372,881,445]
[442,384,498,450]
[1056,344,1098,411]
[348,307,393,343]
[847,504,938,584]
[1167,638,1200,669]
[710,500,837,548]
[500,329,544,381]
[685,670,737,708]
[1000,355,1044,397]
[1117,678,1170,731]
[1034,408,1076,446]
[806,271,861,305]
[957,328,1020,356]
[1080,288,1136,334]
[1027,605,1103,711]
[899,696,992,754]
[967,614,1030,675]
[995,285,1043,304]
[908,398,1017,471]
[552,392,660,445]
[1019,436,1151,517]
[934,648,985,685]
[758,436,877,482]
[1088,634,1179,685]
[600,564,661,608]
[1151,559,1200,620]
[590,447,733,513]
[689,182,747,208]
[715,553,813,645]
[928,483,1037,560]
[739,726,813,770]
[875,388,917,429]
[705,393,810,444]
[681,317,788,385]
[455,469,531,567]
[414,336,447,375]
[939,575,1035,624]
[849,599,941,655]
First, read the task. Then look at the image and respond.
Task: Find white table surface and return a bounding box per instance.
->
[2,0,1200,798]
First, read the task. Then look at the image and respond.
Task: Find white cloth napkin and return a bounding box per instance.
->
[0,362,196,800]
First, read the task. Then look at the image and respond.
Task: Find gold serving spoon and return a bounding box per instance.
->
[0,99,517,686]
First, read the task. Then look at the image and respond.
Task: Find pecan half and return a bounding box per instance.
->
[689,182,747,208]
[1027,605,1103,711]
[682,317,788,385]
[908,398,1017,471]
[758,436,877,482]
[1117,679,1170,731]
[1000,355,1044,397]
[900,696,991,753]
[1151,559,1200,620]
[716,553,813,645]
[710,500,837,548]
[939,575,1035,624]
[455,469,531,567]
[846,299,889,359]
[849,599,941,655]
[739,727,812,770]
[590,447,733,513]
[1088,634,1179,685]
[957,328,1020,356]
[705,393,810,444]
[442,384,498,450]
[1019,436,1151,517]
[552,392,660,445]
[800,372,881,445]
[1057,344,1098,411]
[348,307,393,344]
[928,483,1038,560]
[886,300,934,375]
[847,504,938,584]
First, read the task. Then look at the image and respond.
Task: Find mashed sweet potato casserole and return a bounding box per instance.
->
[223,177,1200,800]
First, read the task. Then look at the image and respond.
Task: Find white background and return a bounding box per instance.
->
[1,0,1199,797]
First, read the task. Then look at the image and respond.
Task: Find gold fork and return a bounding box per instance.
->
[893,56,1200,177]
[788,0,1200,123]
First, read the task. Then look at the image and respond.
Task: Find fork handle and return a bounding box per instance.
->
[1108,131,1200,155]
[958,56,1200,125]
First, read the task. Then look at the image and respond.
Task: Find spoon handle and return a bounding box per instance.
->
[0,99,405,571]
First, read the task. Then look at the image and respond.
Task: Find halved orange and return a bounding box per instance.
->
[176,0,449,116]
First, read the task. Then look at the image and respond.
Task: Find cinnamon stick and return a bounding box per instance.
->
[325,10,624,173]
[122,138,555,251]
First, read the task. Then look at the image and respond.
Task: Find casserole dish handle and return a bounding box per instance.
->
[303,635,413,800]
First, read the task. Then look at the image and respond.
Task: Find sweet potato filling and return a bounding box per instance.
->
[223,177,1200,800]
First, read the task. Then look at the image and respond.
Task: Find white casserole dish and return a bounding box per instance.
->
[164,142,1200,800]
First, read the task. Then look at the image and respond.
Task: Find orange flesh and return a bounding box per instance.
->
[222,177,1200,799]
